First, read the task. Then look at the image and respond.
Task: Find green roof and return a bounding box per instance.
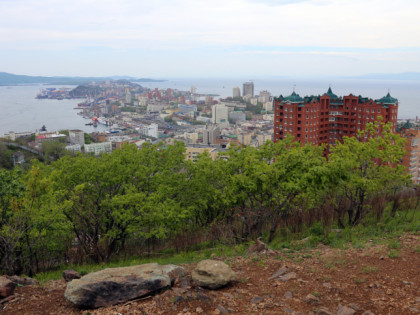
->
[376,92,398,104]
[401,120,413,130]
[324,87,338,99]
[283,91,304,103]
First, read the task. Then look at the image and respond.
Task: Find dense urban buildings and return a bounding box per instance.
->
[273,88,399,145]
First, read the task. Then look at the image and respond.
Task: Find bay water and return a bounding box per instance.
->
[1,78,419,136]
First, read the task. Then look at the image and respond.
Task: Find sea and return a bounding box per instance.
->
[1,78,419,136]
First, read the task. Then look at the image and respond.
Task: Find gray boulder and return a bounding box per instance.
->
[192,259,236,289]
[64,263,186,308]
[6,275,38,286]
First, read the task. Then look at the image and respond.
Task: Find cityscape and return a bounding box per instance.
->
[2,78,420,184]
[1,0,420,314]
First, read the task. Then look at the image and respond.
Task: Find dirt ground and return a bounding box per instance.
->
[1,234,419,315]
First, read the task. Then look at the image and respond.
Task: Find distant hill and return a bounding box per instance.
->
[353,72,420,81]
[0,72,166,85]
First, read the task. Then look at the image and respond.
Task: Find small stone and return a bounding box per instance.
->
[279,272,297,282]
[197,293,213,304]
[386,289,393,295]
[316,307,333,315]
[196,307,204,313]
[284,291,293,299]
[304,294,319,305]
[251,296,263,303]
[175,295,185,304]
[269,266,288,280]
[337,305,356,315]
[62,269,81,282]
[379,256,385,260]
[222,292,234,299]
[216,305,228,314]
[322,282,332,289]
[348,303,359,311]
[213,309,221,315]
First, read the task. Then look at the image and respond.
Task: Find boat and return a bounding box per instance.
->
[85,122,93,126]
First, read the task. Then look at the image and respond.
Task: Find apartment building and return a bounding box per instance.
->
[274,88,398,145]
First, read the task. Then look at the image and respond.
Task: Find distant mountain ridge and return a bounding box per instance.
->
[350,72,420,81]
[0,72,166,85]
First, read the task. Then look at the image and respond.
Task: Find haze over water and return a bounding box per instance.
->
[1,78,419,136]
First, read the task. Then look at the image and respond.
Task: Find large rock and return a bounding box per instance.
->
[64,263,186,308]
[192,259,236,289]
[0,276,16,298]
[6,275,38,286]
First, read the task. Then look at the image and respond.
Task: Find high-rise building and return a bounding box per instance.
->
[243,82,254,97]
[203,125,220,145]
[233,86,241,98]
[273,88,398,145]
[212,104,230,125]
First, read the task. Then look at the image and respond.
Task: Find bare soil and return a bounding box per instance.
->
[2,234,419,315]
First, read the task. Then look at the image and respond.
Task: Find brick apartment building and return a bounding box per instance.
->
[273,88,398,145]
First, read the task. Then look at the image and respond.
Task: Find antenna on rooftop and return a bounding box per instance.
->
[293,84,296,92]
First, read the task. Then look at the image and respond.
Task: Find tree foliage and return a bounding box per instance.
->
[0,127,414,275]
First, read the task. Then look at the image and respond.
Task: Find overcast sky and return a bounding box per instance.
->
[0,0,419,78]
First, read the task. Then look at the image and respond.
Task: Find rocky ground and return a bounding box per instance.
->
[1,234,419,315]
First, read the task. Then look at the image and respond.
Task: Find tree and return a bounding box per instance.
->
[328,121,410,226]
[0,164,69,275]
[42,141,67,162]
[48,142,191,262]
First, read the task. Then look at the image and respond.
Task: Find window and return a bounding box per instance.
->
[289,114,293,118]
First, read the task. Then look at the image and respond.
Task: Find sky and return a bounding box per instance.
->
[0,0,419,78]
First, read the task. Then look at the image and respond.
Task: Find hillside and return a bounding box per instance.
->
[2,234,419,315]
[0,72,165,85]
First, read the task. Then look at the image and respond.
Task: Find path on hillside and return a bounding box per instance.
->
[2,234,419,315]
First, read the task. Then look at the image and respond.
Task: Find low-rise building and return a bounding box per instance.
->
[84,142,112,155]
[185,145,218,162]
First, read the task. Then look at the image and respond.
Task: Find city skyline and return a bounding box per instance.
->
[0,0,419,78]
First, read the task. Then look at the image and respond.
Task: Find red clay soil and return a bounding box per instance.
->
[1,234,419,315]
